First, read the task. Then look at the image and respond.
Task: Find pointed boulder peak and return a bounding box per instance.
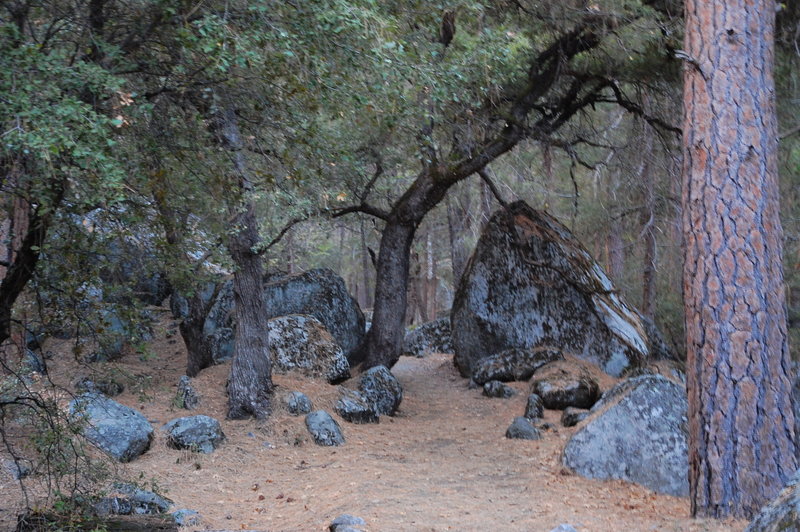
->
[452,201,676,378]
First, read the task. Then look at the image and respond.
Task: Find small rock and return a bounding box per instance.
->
[335,389,379,424]
[176,376,199,410]
[93,496,133,516]
[482,380,516,398]
[330,514,366,532]
[524,394,544,420]
[505,417,542,440]
[549,525,579,532]
[471,346,564,384]
[163,415,225,453]
[283,391,312,416]
[358,366,402,416]
[172,508,201,526]
[305,411,345,446]
[561,407,590,427]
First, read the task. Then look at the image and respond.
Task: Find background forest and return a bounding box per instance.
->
[2,0,800,528]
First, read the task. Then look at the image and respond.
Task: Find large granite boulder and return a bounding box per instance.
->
[562,374,688,496]
[263,269,365,361]
[452,201,675,378]
[401,317,453,358]
[745,471,800,531]
[163,415,224,453]
[471,346,563,384]
[335,389,379,424]
[268,314,350,383]
[70,393,153,462]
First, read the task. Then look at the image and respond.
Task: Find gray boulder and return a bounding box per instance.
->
[483,380,516,399]
[305,411,345,446]
[524,394,544,420]
[70,393,153,462]
[549,526,579,532]
[268,314,350,383]
[263,269,366,361]
[471,346,563,384]
[452,201,675,378]
[402,317,453,357]
[330,514,366,532]
[283,391,312,416]
[163,415,225,453]
[113,483,173,515]
[335,389,379,424]
[745,470,800,531]
[358,366,403,416]
[562,374,688,497]
[506,417,542,440]
[531,361,600,410]
[175,375,199,410]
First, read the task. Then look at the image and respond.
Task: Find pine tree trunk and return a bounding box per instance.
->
[683,0,796,518]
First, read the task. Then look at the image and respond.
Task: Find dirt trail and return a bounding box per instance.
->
[1,313,747,531]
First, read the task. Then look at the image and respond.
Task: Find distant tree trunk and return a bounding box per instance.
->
[359,219,372,310]
[606,212,625,282]
[424,232,438,320]
[446,183,472,286]
[638,115,656,320]
[683,0,796,518]
[212,104,273,419]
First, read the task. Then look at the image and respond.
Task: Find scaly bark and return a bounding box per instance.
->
[682,0,796,518]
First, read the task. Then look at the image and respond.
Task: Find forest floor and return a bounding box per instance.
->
[1,308,748,531]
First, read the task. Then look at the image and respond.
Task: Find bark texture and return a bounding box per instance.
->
[682,0,797,518]
[212,104,273,419]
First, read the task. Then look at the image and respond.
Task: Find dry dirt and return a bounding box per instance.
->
[1,308,748,531]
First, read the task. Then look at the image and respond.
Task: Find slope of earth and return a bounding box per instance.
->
[1,308,747,531]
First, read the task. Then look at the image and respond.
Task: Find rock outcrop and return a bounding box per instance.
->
[263,269,365,361]
[471,346,563,384]
[402,317,453,358]
[562,374,688,497]
[70,393,153,462]
[452,201,675,378]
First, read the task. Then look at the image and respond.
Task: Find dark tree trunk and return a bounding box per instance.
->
[683,0,796,518]
[359,219,372,309]
[446,184,472,285]
[211,104,273,419]
[180,291,217,378]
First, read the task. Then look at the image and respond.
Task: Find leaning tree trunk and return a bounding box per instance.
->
[683,0,796,518]
[212,104,273,419]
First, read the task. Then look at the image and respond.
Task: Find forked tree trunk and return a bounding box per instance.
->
[683,0,796,518]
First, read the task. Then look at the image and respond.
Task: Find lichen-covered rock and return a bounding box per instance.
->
[305,411,345,446]
[745,470,800,531]
[452,201,676,378]
[561,407,590,427]
[334,389,379,424]
[70,393,153,462]
[471,346,564,384]
[283,391,312,416]
[524,394,544,420]
[358,366,403,416]
[402,317,453,357]
[172,509,201,527]
[482,380,516,399]
[531,361,600,410]
[505,417,542,440]
[163,415,225,453]
[263,269,365,361]
[562,375,688,497]
[175,376,199,410]
[268,314,350,383]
